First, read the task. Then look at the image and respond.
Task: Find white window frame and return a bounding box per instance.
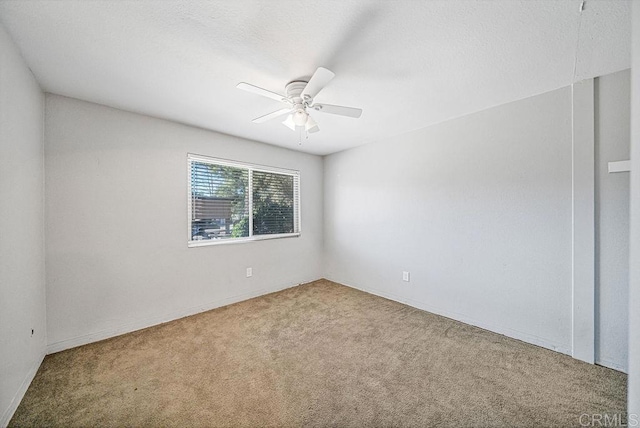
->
[187,153,301,247]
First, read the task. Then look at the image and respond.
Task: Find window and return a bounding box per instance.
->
[188,154,300,246]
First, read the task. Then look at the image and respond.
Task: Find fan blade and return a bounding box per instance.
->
[237,82,287,103]
[311,103,362,118]
[305,115,319,133]
[252,108,293,123]
[282,114,296,131]
[302,67,335,100]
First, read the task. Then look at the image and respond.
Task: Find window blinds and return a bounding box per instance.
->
[188,154,300,245]
[252,170,298,235]
[190,161,249,240]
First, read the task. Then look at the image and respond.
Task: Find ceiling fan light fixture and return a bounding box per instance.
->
[282,114,296,130]
[305,115,318,132]
[292,109,308,126]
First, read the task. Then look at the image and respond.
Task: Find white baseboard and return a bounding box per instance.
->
[596,357,627,373]
[1,353,45,428]
[46,280,317,354]
[329,277,572,356]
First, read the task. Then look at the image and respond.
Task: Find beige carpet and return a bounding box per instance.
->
[10,279,626,427]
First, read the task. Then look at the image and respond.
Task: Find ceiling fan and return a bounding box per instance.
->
[236,67,362,134]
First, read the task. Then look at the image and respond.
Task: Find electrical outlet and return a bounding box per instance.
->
[402,271,410,282]
[246,267,252,278]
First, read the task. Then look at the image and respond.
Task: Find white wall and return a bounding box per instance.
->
[324,71,631,366]
[594,70,630,372]
[628,0,640,415]
[44,95,323,352]
[324,86,574,354]
[0,25,46,427]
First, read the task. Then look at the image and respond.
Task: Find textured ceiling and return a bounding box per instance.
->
[0,0,631,155]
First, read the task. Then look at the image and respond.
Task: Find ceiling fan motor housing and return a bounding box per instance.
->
[286,80,312,126]
[285,81,309,104]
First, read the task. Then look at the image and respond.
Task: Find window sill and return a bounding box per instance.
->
[188,232,300,248]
